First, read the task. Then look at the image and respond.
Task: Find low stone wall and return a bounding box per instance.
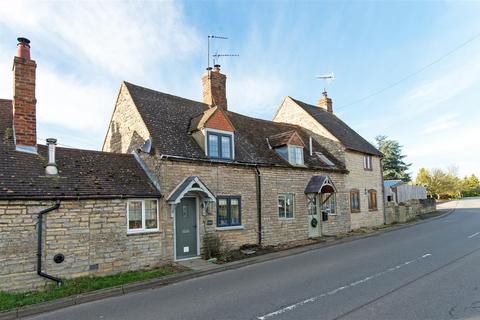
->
[385,199,436,224]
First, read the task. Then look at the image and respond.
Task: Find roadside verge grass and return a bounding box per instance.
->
[0,264,187,312]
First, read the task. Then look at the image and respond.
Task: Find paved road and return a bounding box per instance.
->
[30,198,480,320]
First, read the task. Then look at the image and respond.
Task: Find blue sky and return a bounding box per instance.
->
[0,1,479,178]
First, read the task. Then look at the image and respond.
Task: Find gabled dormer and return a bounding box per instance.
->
[189,106,236,160]
[268,130,306,166]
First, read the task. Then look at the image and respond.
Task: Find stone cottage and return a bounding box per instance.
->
[102,62,384,261]
[1,37,384,292]
[273,93,385,229]
[0,39,161,292]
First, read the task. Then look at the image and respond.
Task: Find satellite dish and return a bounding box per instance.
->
[142,138,152,153]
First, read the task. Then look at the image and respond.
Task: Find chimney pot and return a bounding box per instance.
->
[16,37,31,60]
[45,138,58,176]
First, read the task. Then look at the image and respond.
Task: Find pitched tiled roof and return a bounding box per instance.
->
[124,82,346,171]
[289,97,383,156]
[268,130,305,148]
[0,100,160,200]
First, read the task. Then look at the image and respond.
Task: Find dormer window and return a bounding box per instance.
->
[207,130,233,159]
[268,130,306,166]
[288,145,304,165]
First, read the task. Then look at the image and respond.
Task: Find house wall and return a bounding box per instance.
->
[259,166,350,244]
[344,152,384,229]
[142,156,351,250]
[0,198,166,292]
[273,100,384,230]
[273,97,345,162]
[102,83,150,154]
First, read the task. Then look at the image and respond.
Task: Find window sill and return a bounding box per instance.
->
[127,230,161,236]
[278,217,295,221]
[350,210,361,213]
[216,225,245,231]
[369,209,378,212]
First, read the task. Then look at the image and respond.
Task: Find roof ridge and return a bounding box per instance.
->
[38,144,137,157]
[124,81,209,106]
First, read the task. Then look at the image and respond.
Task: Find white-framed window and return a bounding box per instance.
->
[278,193,295,219]
[206,129,234,160]
[364,155,372,170]
[127,199,159,233]
[288,146,304,165]
[322,193,337,215]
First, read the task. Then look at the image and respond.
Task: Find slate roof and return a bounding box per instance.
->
[288,97,383,156]
[304,175,337,194]
[124,82,346,171]
[0,100,160,200]
[268,131,305,148]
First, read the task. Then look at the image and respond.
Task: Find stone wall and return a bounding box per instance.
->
[142,156,351,249]
[344,152,385,229]
[385,198,436,224]
[259,166,350,245]
[273,97,345,162]
[273,98,385,230]
[0,199,166,292]
[102,83,150,154]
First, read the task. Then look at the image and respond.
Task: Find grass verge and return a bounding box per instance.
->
[0,264,187,312]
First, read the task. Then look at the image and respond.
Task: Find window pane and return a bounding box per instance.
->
[278,196,286,218]
[208,134,219,157]
[217,198,228,226]
[221,136,231,159]
[307,194,317,215]
[128,201,142,230]
[323,193,336,214]
[288,147,295,164]
[286,194,294,218]
[145,200,158,229]
[295,147,303,164]
[231,198,240,225]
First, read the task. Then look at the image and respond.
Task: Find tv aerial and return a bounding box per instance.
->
[207,35,239,69]
[315,72,335,94]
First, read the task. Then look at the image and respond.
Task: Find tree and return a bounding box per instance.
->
[415,167,478,199]
[461,174,480,197]
[375,135,411,182]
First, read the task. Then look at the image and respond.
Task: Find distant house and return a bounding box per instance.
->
[1,37,384,292]
[384,180,427,203]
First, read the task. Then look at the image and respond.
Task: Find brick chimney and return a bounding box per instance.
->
[13,37,37,152]
[317,91,333,113]
[202,64,227,110]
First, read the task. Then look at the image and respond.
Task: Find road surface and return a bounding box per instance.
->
[29,198,480,320]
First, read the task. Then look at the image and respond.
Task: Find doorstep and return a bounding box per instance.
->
[177,257,221,271]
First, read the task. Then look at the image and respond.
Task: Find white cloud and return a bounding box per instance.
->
[228,74,285,118]
[421,113,460,134]
[0,1,202,149]
[396,52,480,117]
[0,1,201,78]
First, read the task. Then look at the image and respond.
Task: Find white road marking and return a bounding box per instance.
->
[257,253,432,320]
[468,232,480,239]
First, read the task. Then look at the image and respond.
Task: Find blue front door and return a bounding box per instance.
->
[175,198,198,259]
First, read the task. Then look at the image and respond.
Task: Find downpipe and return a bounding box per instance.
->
[255,166,262,246]
[37,200,63,286]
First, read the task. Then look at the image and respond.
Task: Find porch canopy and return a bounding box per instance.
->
[304,175,337,194]
[166,176,216,216]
